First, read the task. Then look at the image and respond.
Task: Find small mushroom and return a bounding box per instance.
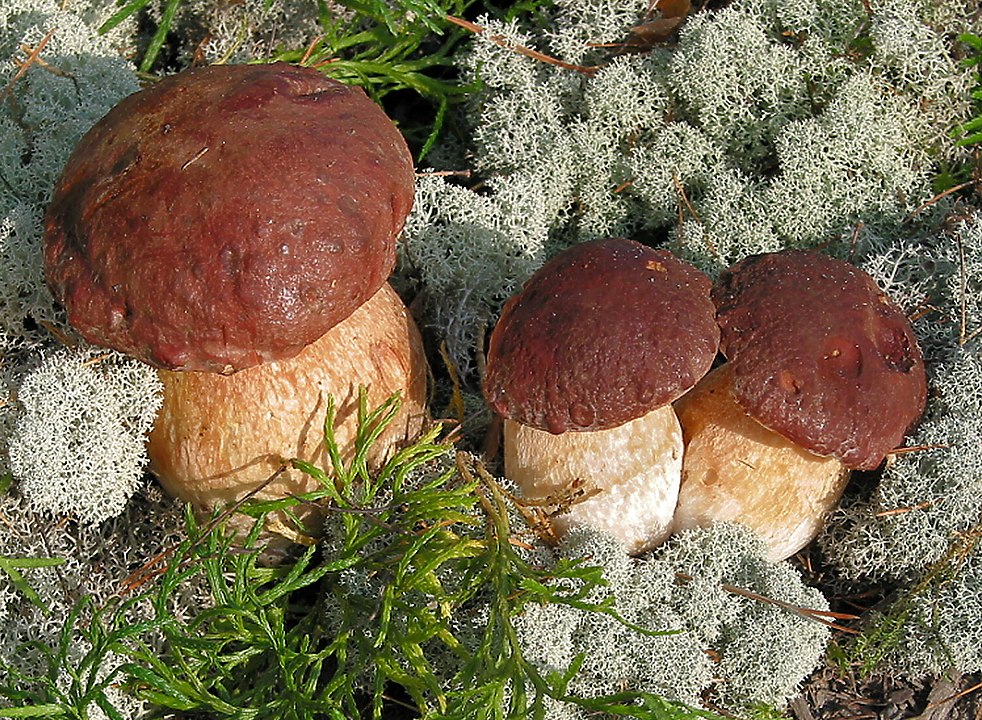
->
[43,63,429,539]
[483,238,719,553]
[672,249,928,561]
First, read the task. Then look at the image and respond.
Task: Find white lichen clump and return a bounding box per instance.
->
[515,525,831,715]
[8,348,162,523]
[884,536,982,676]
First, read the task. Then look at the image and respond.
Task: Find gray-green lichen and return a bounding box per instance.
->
[512,525,831,714]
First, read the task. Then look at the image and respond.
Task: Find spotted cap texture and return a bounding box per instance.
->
[44,62,415,373]
[712,249,927,469]
[484,237,719,434]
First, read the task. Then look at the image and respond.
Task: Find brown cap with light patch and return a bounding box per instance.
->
[483,237,719,434]
[712,249,927,470]
[43,63,414,374]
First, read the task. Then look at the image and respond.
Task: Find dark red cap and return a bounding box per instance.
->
[484,238,719,434]
[44,63,415,373]
[712,249,927,469]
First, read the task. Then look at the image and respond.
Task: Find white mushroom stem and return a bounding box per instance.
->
[503,404,683,554]
[148,283,429,541]
[672,364,850,562]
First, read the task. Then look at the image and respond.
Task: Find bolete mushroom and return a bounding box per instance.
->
[43,63,428,539]
[672,249,928,561]
[483,238,719,553]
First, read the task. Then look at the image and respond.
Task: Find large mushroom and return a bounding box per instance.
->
[43,63,428,538]
[672,249,928,561]
[483,238,719,553]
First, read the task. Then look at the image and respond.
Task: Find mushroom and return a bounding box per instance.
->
[672,249,928,561]
[483,238,719,553]
[42,63,429,539]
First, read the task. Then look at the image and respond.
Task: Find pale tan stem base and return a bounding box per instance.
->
[504,404,683,554]
[148,283,429,544]
[672,364,850,561]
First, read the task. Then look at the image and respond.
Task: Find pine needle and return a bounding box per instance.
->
[446,15,599,76]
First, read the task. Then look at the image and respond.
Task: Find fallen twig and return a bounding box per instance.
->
[676,572,861,634]
[447,15,599,77]
[0,29,56,103]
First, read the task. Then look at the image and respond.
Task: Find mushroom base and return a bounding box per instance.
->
[672,364,851,562]
[503,404,683,554]
[148,283,429,553]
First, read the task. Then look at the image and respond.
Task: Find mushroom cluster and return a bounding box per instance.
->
[484,243,927,561]
[43,63,429,538]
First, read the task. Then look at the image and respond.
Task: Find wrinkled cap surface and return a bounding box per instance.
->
[44,62,415,373]
[484,238,719,434]
[713,249,928,469]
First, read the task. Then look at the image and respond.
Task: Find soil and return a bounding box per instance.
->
[792,668,982,720]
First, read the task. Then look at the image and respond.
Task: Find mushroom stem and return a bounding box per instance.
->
[504,404,683,554]
[148,283,429,542]
[672,364,850,561]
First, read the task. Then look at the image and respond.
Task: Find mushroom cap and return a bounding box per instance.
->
[484,238,719,434]
[44,62,415,373]
[712,249,927,470]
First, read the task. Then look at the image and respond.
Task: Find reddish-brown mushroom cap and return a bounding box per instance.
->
[484,237,719,434]
[43,62,415,373]
[712,249,927,470]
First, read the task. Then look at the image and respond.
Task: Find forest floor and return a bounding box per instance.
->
[792,668,981,720]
